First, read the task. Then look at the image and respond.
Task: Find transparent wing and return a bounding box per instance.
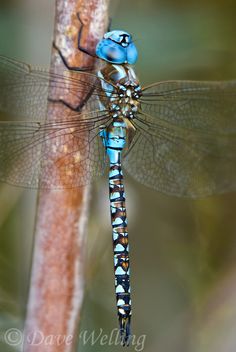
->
[0,111,111,189]
[0,55,113,188]
[123,80,236,198]
[140,80,236,132]
[0,55,113,120]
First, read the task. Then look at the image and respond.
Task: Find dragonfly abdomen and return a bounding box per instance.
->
[109,162,131,345]
[100,119,131,345]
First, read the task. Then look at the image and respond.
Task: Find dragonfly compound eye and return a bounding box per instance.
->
[96,30,138,65]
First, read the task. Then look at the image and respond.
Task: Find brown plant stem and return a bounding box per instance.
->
[24,1,109,351]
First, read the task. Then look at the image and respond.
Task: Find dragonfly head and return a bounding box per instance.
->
[96,30,138,65]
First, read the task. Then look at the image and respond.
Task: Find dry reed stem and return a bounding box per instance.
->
[24,1,109,351]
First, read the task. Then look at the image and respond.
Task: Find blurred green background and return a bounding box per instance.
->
[0,0,236,351]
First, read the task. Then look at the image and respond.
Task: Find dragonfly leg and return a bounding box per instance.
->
[107,16,112,32]
[48,97,80,111]
[53,12,111,72]
[48,92,92,112]
[53,42,94,72]
[76,12,97,59]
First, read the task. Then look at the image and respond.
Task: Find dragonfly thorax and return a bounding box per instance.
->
[110,82,141,119]
[98,63,142,120]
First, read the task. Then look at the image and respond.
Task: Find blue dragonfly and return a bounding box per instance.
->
[0,28,236,345]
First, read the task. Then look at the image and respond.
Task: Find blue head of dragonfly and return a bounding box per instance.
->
[96,30,138,64]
